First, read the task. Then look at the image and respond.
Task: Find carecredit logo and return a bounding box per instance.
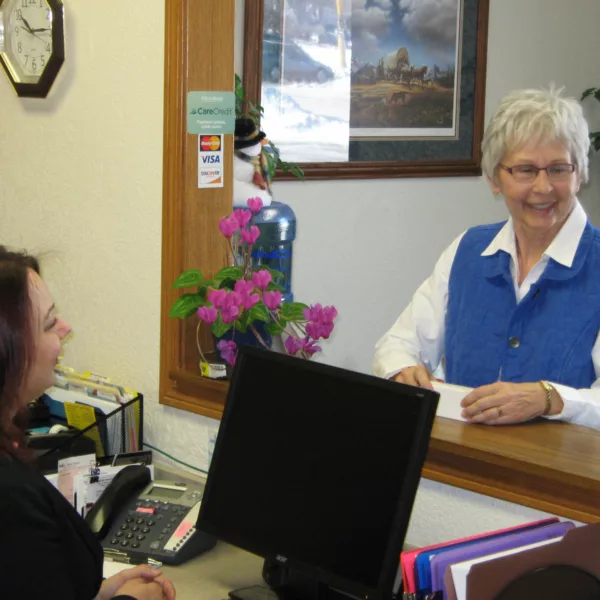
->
[200,136,222,151]
[190,106,234,116]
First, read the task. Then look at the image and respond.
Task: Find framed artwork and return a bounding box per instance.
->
[243,0,490,180]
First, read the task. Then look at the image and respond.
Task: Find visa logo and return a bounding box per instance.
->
[202,156,221,164]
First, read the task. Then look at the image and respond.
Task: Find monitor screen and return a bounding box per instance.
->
[197,346,438,600]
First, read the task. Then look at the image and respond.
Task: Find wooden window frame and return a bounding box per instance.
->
[159,0,235,419]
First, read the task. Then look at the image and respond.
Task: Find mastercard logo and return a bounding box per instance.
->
[200,135,221,151]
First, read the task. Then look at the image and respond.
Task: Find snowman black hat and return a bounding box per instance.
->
[234,117,267,150]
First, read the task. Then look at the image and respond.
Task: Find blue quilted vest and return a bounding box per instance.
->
[445,221,600,388]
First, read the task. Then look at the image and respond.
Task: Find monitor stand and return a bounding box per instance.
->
[229,559,358,600]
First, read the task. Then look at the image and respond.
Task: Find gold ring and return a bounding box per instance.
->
[497,406,503,417]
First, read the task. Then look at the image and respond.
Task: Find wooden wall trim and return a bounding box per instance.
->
[160,0,235,419]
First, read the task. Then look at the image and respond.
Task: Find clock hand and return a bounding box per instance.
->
[31,31,47,43]
[21,16,35,34]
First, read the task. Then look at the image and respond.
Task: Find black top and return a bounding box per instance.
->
[0,454,135,600]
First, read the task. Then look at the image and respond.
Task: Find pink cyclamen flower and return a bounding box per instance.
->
[241,225,261,245]
[218,216,240,239]
[197,306,218,325]
[217,340,238,366]
[284,335,322,357]
[247,197,264,214]
[240,292,260,310]
[263,290,282,310]
[284,335,303,355]
[233,209,252,229]
[306,321,334,341]
[220,292,242,323]
[303,339,322,356]
[303,304,337,340]
[234,279,256,295]
[207,288,227,308]
[252,269,272,291]
[303,304,322,322]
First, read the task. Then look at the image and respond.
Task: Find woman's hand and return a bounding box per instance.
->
[113,577,165,599]
[392,366,434,390]
[97,565,175,600]
[461,381,552,424]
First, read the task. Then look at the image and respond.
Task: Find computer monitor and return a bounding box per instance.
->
[196,346,439,600]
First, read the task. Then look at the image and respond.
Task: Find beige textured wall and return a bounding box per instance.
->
[1,0,599,546]
[0,1,219,471]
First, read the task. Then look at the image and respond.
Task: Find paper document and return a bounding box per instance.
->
[450,537,562,600]
[431,381,472,422]
[103,560,135,578]
[57,454,97,507]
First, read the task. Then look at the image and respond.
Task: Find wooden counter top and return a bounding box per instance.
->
[423,417,600,523]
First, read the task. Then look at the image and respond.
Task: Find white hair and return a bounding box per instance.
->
[481,87,590,183]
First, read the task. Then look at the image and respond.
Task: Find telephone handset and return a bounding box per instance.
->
[85,464,216,565]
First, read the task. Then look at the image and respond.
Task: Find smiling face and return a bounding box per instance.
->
[490,139,581,243]
[22,270,71,404]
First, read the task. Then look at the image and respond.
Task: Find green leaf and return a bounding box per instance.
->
[212,320,233,338]
[235,311,251,334]
[290,165,305,180]
[266,281,285,292]
[217,278,237,291]
[280,302,309,321]
[581,87,597,100]
[265,321,284,335]
[249,303,270,323]
[213,266,243,283]
[172,270,203,288]
[169,293,204,318]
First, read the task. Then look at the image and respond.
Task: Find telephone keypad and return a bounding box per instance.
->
[101,483,211,565]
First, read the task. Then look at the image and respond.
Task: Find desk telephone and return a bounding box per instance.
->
[85,464,216,565]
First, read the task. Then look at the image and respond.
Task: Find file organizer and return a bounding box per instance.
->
[414,519,568,595]
[34,395,144,471]
[444,523,600,600]
[400,517,559,598]
[427,520,574,599]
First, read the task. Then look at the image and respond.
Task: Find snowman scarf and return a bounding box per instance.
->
[234,149,272,195]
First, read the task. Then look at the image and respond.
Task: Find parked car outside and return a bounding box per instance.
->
[263,38,334,85]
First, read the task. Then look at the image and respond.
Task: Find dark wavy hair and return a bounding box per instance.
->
[0,247,40,458]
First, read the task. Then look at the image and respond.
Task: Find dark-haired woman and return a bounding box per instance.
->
[0,247,176,599]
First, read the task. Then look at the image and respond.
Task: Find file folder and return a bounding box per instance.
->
[400,518,558,597]
[427,520,574,599]
[443,523,600,600]
[413,518,560,596]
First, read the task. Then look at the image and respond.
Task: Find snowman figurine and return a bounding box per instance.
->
[233,117,273,209]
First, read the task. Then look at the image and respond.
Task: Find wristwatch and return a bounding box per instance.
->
[539,380,554,415]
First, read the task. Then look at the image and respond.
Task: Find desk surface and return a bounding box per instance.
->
[161,542,263,600]
[424,416,600,523]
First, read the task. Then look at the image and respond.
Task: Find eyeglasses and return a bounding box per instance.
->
[498,163,576,183]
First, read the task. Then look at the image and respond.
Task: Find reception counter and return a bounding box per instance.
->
[423,416,600,523]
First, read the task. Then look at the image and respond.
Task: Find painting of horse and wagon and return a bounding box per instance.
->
[349,0,461,137]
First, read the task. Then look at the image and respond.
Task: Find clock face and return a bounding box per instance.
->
[8,0,53,80]
[0,0,63,97]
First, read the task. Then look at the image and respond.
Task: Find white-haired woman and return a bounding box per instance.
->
[373,87,600,427]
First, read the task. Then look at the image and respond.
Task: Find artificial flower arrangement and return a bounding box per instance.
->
[169,197,337,368]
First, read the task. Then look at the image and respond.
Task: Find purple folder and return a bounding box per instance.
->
[430,521,575,599]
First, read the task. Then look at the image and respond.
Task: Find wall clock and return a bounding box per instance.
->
[0,0,65,98]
